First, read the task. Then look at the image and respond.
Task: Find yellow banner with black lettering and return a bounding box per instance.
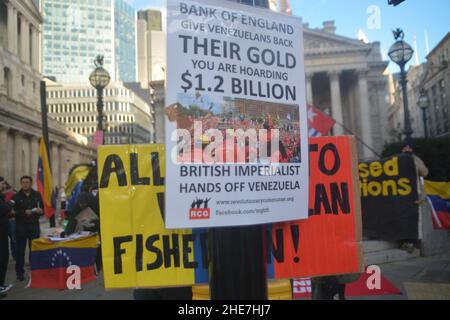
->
[98,145,209,289]
[359,154,419,241]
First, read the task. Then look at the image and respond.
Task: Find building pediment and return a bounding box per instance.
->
[12,0,43,24]
[304,28,371,56]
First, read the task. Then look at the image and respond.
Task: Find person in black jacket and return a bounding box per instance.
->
[12,176,44,281]
[0,177,14,296]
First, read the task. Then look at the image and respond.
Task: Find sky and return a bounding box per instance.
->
[130,0,449,71]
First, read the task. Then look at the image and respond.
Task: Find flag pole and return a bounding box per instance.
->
[40,80,56,228]
[334,120,382,158]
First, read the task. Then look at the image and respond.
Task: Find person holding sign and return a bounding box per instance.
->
[400,141,429,253]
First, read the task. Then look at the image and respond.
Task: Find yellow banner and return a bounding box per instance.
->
[98,145,198,289]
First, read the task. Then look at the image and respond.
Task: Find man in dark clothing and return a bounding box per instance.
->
[0,177,14,296]
[12,176,44,281]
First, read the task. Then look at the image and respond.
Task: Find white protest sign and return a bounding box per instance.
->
[165,0,309,228]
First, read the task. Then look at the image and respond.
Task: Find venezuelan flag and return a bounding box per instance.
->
[36,138,56,218]
[29,235,99,289]
[65,165,91,211]
[65,165,91,196]
[425,181,450,230]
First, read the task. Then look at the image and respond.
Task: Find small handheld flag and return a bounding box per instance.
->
[307,105,336,137]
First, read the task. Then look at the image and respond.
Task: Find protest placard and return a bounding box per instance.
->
[359,154,419,240]
[98,137,362,289]
[268,136,363,279]
[165,0,309,229]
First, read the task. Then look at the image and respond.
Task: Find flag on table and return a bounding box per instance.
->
[36,138,56,219]
[425,181,450,230]
[307,104,336,137]
[29,235,99,289]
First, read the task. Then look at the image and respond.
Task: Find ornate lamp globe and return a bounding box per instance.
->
[89,55,111,90]
[388,29,414,66]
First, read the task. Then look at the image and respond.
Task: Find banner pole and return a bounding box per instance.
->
[209,225,268,300]
[208,0,270,301]
[40,80,56,228]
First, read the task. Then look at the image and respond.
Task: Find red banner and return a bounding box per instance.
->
[268,136,363,279]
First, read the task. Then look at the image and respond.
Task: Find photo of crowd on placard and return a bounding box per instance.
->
[165,93,301,163]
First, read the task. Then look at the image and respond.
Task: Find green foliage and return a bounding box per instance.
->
[382,138,450,181]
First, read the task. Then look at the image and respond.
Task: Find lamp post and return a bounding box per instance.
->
[419,89,430,138]
[388,29,414,143]
[89,55,111,144]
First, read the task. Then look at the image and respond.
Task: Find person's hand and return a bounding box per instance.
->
[25,209,32,216]
[36,208,43,215]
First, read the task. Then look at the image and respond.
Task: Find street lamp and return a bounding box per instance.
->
[388,29,414,143]
[418,89,430,138]
[89,55,111,144]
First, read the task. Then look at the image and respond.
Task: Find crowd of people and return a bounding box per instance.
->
[1,176,44,298]
[176,113,302,164]
[0,173,100,299]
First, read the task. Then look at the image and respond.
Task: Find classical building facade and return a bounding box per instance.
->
[304,22,389,159]
[422,32,450,138]
[388,32,450,140]
[0,0,95,189]
[45,80,155,145]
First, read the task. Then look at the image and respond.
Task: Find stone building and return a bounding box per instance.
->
[304,21,389,159]
[421,32,450,138]
[45,80,155,145]
[387,32,450,140]
[0,0,95,189]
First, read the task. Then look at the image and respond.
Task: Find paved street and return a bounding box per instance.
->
[2,248,449,300]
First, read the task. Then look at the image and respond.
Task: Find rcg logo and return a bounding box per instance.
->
[189,198,211,220]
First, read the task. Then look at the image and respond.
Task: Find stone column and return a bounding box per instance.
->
[305,73,314,105]
[31,26,39,70]
[13,131,24,187]
[21,18,30,64]
[0,126,9,179]
[357,69,375,159]
[329,71,345,136]
[7,3,18,55]
[0,60,4,91]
